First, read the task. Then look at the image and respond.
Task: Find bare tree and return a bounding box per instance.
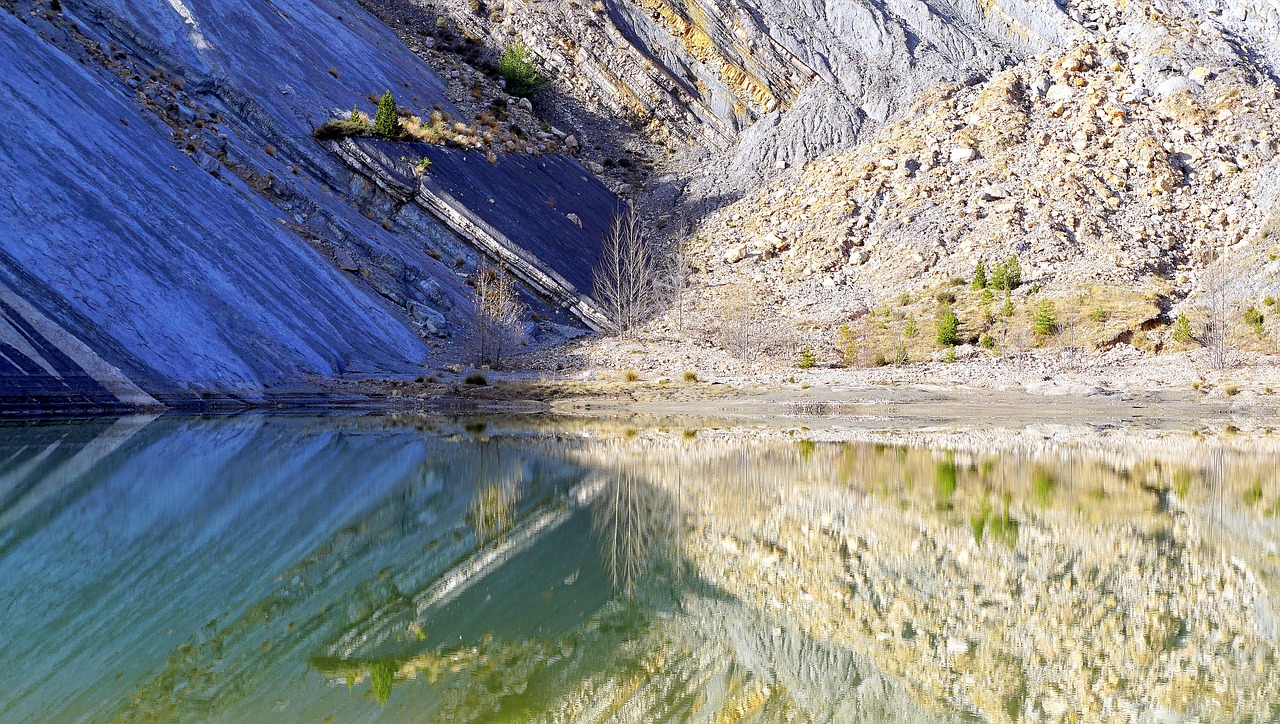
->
[718,282,766,362]
[471,260,526,368]
[593,205,657,337]
[665,221,692,334]
[1201,250,1233,371]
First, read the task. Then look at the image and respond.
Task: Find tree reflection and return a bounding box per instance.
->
[467,470,522,543]
[591,463,682,598]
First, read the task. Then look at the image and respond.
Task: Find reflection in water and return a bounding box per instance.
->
[0,415,1276,721]
[468,475,522,543]
[592,463,682,598]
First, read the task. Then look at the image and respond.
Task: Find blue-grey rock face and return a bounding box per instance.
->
[0,0,614,409]
[0,9,430,405]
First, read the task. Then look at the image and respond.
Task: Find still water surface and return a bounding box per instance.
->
[1,414,1277,721]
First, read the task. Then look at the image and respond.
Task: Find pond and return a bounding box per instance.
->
[0,413,1277,721]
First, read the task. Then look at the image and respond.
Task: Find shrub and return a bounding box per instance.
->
[1002,292,1014,318]
[944,346,957,363]
[683,370,698,382]
[898,292,910,306]
[798,345,817,369]
[1244,307,1265,337]
[1225,384,1240,396]
[971,260,987,290]
[373,90,402,138]
[623,368,640,382]
[1089,308,1109,322]
[980,333,996,349]
[313,118,369,140]
[874,352,889,366]
[936,308,959,346]
[1266,296,1278,307]
[497,44,547,98]
[935,290,957,305]
[1172,313,1194,343]
[464,372,488,386]
[1033,300,1058,336]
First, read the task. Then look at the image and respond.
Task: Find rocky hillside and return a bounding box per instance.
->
[676,12,1280,353]
[530,0,1279,374]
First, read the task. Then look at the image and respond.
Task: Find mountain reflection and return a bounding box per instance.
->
[0,415,1276,721]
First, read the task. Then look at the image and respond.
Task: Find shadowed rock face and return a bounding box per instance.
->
[335,139,617,328]
[0,10,431,405]
[0,0,614,409]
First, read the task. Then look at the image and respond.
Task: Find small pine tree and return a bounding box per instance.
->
[1002,256,1023,290]
[972,260,987,290]
[1002,290,1014,318]
[373,90,401,138]
[1244,307,1265,337]
[798,345,817,369]
[936,308,959,346]
[990,256,1022,291]
[497,44,548,98]
[990,263,1006,292]
[1172,313,1194,343]
[904,314,919,338]
[893,342,909,365]
[1033,300,1058,335]
[349,104,366,127]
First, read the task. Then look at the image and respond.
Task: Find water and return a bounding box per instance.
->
[1,414,1277,721]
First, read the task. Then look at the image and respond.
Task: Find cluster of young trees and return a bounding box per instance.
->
[592,204,695,340]
[971,256,1022,292]
[593,206,655,337]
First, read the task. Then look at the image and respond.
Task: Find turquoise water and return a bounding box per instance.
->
[1,414,1277,721]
